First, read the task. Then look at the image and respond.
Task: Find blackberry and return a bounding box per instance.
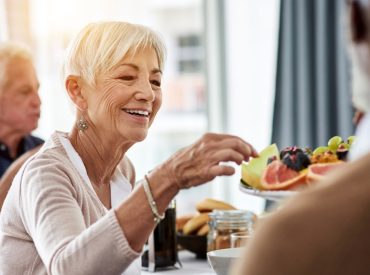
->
[281,150,311,171]
[282,154,299,171]
[295,151,311,170]
[280,146,304,159]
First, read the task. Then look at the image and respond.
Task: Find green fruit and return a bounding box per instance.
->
[241,144,280,190]
[347,136,357,146]
[312,146,330,155]
[328,136,342,151]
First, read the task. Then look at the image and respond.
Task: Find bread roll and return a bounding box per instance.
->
[196,223,209,236]
[196,198,236,213]
[183,213,210,235]
[176,214,194,231]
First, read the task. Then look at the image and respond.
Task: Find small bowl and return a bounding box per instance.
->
[177,232,207,259]
[207,247,244,275]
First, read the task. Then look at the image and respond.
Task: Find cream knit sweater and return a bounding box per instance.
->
[0,132,140,275]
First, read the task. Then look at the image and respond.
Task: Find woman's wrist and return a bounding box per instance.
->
[142,175,165,224]
[147,164,181,195]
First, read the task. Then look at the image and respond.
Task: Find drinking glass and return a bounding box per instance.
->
[230,232,251,248]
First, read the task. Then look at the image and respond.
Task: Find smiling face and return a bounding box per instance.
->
[83,48,162,144]
[0,57,41,135]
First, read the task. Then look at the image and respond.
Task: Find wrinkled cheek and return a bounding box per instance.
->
[96,95,117,126]
[105,103,122,132]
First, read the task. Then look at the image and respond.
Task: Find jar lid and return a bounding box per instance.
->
[208,209,256,223]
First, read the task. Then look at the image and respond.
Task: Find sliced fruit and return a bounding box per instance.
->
[260,160,308,191]
[307,161,345,183]
[241,144,280,190]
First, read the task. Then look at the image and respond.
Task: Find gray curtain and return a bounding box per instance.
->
[272,0,354,150]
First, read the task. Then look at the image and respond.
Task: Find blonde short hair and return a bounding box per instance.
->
[0,42,33,88]
[62,21,167,86]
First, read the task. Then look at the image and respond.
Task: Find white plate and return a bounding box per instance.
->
[239,182,297,201]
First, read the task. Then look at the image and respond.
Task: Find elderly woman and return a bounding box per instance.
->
[0,22,257,275]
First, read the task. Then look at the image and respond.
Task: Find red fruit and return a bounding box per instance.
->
[261,160,308,190]
[307,161,345,183]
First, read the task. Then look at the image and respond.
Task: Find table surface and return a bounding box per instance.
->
[141,250,215,275]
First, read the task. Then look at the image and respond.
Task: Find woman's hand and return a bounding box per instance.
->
[155,133,258,190]
[118,133,257,251]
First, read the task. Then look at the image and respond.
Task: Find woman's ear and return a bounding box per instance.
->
[349,0,368,43]
[65,76,88,111]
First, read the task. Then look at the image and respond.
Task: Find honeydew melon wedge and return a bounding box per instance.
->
[241,144,280,190]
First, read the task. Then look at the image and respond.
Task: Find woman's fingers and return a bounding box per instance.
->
[160,133,257,190]
[209,165,236,177]
[209,150,245,165]
[195,134,257,161]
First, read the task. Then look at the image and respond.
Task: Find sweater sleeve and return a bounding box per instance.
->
[19,155,140,275]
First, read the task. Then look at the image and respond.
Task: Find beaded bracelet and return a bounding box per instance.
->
[142,175,165,224]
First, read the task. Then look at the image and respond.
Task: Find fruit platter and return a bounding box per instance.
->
[240,136,356,201]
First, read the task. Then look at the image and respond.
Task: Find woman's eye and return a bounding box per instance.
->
[119,76,136,81]
[151,80,161,87]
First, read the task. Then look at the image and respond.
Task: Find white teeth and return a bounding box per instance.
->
[124,109,149,116]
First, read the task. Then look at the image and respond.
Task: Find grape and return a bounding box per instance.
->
[312,146,330,155]
[328,136,342,152]
[347,136,357,146]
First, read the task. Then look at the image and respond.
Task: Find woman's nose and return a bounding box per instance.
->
[136,80,155,102]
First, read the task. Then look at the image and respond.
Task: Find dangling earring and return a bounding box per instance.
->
[77,117,88,132]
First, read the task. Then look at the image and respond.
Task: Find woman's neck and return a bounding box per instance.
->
[68,127,131,185]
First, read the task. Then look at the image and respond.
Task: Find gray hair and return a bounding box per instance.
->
[0,42,33,89]
[62,21,167,86]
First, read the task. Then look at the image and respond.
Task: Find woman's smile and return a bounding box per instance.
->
[122,108,151,124]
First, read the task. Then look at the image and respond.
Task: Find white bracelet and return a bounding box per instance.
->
[142,175,165,224]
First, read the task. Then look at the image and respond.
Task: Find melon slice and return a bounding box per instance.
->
[241,144,279,190]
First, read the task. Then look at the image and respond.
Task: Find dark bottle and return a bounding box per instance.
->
[142,200,178,272]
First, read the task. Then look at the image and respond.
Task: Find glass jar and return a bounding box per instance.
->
[207,209,257,251]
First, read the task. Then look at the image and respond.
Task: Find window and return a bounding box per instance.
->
[177,34,203,74]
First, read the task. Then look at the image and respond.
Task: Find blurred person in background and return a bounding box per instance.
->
[0,21,257,275]
[232,1,370,274]
[0,42,43,209]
